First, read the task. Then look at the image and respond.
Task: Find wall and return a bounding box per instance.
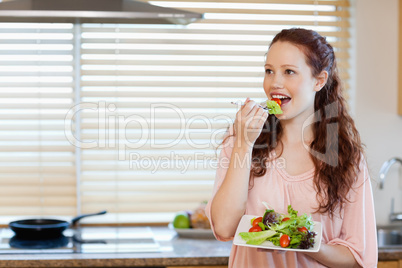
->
[354,0,402,225]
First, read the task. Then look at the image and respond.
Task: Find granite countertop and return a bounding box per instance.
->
[0,226,231,268]
[0,226,400,267]
[378,248,402,261]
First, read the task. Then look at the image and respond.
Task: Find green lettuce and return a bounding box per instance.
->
[239,230,277,245]
[269,205,314,233]
[266,100,283,115]
[266,205,316,249]
[239,205,316,249]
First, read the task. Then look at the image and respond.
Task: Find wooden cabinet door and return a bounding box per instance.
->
[378,261,399,268]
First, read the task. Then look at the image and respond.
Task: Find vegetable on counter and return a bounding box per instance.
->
[173,212,191,229]
[172,201,211,230]
[190,202,211,229]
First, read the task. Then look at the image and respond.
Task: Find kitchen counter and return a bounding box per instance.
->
[379,248,402,261]
[0,226,400,267]
[0,226,231,268]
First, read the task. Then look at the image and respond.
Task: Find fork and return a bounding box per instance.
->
[230,101,271,111]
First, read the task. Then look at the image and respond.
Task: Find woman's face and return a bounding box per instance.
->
[263,41,321,122]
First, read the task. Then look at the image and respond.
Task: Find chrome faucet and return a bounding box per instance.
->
[379,157,402,189]
[379,157,402,222]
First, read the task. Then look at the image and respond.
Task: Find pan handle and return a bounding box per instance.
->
[71,210,107,226]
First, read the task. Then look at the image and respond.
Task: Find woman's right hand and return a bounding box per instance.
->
[233,98,268,148]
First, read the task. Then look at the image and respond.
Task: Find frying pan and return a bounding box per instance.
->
[9,210,107,239]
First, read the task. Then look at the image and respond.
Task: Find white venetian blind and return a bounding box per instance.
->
[0,23,76,217]
[78,0,351,223]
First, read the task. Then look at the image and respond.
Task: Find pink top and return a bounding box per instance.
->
[205,132,378,268]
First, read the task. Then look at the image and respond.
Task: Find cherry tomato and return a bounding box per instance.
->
[249,226,262,232]
[282,217,290,222]
[298,226,308,233]
[272,98,282,106]
[252,217,263,227]
[279,234,290,248]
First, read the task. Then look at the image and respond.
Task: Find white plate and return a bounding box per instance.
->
[233,215,322,252]
[168,223,215,239]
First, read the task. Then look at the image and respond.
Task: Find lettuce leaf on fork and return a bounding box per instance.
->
[266,100,283,115]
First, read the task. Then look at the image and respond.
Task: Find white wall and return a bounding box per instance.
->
[354,0,402,225]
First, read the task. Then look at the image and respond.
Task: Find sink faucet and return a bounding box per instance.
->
[389,198,402,221]
[379,157,402,222]
[379,157,402,189]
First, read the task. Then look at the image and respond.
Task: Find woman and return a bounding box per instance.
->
[205,28,377,267]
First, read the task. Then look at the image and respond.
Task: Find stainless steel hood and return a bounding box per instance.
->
[0,0,203,24]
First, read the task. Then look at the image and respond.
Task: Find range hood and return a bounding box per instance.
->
[0,0,203,24]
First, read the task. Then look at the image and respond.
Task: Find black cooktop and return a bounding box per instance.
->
[0,227,160,254]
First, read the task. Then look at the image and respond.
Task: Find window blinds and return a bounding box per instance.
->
[0,23,76,216]
[0,0,350,224]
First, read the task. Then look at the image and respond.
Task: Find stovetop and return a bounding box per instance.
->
[0,227,160,254]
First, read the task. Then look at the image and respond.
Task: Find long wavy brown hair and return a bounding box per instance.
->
[223,28,364,218]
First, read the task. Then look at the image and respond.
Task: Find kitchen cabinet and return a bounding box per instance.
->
[378,260,402,268]
[378,261,399,268]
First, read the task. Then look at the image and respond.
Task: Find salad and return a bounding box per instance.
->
[239,205,317,249]
[266,98,283,115]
